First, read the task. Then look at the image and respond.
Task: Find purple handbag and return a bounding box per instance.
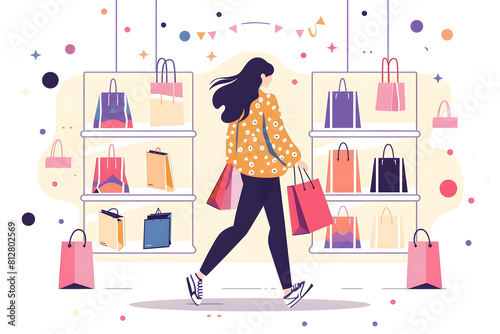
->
[324,78,361,128]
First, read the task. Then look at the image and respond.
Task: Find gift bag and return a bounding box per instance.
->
[375,58,405,111]
[150,58,184,126]
[93,78,133,128]
[433,100,457,128]
[370,144,408,193]
[92,144,129,193]
[370,207,404,248]
[146,147,175,191]
[324,78,361,128]
[407,229,442,289]
[287,168,333,235]
[207,164,243,210]
[45,139,71,168]
[326,142,361,193]
[324,206,361,248]
[59,229,95,289]
[98,208,125,251]
[144,208,171,249]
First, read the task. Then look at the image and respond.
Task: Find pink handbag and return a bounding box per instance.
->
[45,139,71,168]
[59,229,95,289]
[407,229,442,289]
[375,58,405,111]
[432,100,457,128]
[207,164,243,210]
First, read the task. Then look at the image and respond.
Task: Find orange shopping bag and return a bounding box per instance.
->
[146,147,175,191]
[326,142,361,193]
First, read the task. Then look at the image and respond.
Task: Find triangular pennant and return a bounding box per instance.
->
[285,28,293,37]
[229,25,237,33]
[317,16,325,25]
[219,29,227,37]
[197,32,205,40]
[275,25,283,33]
[296,29,304,37]
[208,31,216,39]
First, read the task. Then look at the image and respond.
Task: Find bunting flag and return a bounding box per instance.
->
[317,16,325,25]
[308,25,317,37]
[275,25,283,33]
[285,28,293,37]
[296,29,304,38]
[197,32,205,40]
[219,29,227,37]
[208,31,216,40]
[229,25,237,33]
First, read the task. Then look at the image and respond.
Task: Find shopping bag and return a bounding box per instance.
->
[407,229,442,289]
[287,168,333,235]
[92,144,129,193]
[370,144,408,193]
[93,78,133,128]
[146,147,175,191]
[370,207,404,248]
[324,206,361,248]
[150,58,184,126]
[59,229,95,289]
[207,164,243,210]
[144,208,171,249]
[432,100,457,128]
[45,139,71,168]
[375,58,405,111]
[325,142,361,193]
[324,78,361,128]
[98,208,125,251]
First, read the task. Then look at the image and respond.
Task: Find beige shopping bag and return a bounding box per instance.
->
[370,207,404,248]
[146,147,175,191]
[98,208,125,251]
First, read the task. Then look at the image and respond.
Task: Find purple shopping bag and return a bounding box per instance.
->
[93,78,133,128]
[324,78,361,128]
[375,58,405,112]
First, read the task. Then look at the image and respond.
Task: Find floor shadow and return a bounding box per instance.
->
[130,298,370,312]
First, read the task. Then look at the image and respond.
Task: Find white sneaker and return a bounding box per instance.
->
[283,281,313,308]
[186,273,203,306]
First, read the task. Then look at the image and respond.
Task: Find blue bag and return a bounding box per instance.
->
[143,208,171,249]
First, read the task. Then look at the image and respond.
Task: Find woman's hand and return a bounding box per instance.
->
[296,160,308,172]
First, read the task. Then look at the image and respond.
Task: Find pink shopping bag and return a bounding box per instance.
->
[432,100,457,128]
[407,229,442,289]
[375,58,405,111]
[45,139,71,168]
[92,144,129,193]
[207,164,243,210]
[59,229,95,289]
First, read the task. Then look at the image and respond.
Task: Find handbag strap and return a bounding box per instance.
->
[107,208,119,215]
[381,57,400,83]
[155,208,162,214]
[382,144,395,159]
[337,205,349,217]
[68,229,87,248]
[336,142,350,161]
[155,147,161,152]
[436,100,451,118]
[50,139,64,158]
[380,207,394,224]
[338,78,348,92]
[109,78,118,93]
[156,58,177,83]
[413,228,432,248]
[296,167,315,191]
[108,144,116,158]
[262,115,286,166]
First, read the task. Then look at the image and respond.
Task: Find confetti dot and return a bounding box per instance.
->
[124,27,130,33]
[42,72,59,89]
[65,44,75,54]
[466,240,472,246]
[292,79,298,85]
[302,321,307,326]
[442,29,453,41]
[161,22,166,28]
[101,8,107,15]
[120,316,126,321]
[468,197,474,204]
[373,321,378,327]
[362,11,367,16]
[40,129,46,135]
[22,212,35,226]
[390,299,396,305]
[179,31,190,42]
[52,181,58,187]
[300,52,306,58]
[411,20,423,33]
[216,12,222,17]
[73,309,79,316]
[439,180,457,198]
[487,179,491,184]
[447,149,453,155]
[59,219,64,224]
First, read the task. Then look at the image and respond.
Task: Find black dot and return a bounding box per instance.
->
[362,11,367,16]
[22,212,35,226]
[161,22,166,28]
[42,72,59,89]
[216,12,222,17]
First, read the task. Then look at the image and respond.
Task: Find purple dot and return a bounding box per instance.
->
[22,212,35,226]
[411,20,423,33]
[161,22,166,28]
[302,321,307,326]
[59,219,64,224]
[466,240,471,246]
[216,12,222,17]
[362,11,367,16]
[40,129,46,135]
[373,321,378,327]
[42,72,59,89]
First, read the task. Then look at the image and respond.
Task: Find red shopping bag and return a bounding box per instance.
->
[375,58,405,111]
[92,144,129,193]
[207,164,243,210]
[407,229,442,289]
[287,168,333,235]
[59,229,95,289]
[325,142,361,193]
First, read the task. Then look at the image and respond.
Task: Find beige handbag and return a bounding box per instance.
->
[370,207,404,248]
[98,208,125,251]
[146,147,175,191]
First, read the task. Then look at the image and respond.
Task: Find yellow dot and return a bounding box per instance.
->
[73,309,79,316]
[442,29,453,41]
[487,180,491,184]
[472,153,476,157]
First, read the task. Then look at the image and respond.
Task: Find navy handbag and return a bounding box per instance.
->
[370,144,408,193]
[143,208,171,249]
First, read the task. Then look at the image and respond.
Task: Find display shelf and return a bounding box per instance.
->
[91,240,196,254]
[81,123,196,138]
[81,187,195,202]
[309,240,408,254]
[310,123,419,138]
[323,188,419,202]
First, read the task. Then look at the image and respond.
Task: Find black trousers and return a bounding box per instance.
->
[200,174,292,289]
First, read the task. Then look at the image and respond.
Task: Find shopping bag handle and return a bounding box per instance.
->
[436,100,451,118]
[108,144,116,158]
[413,228,432,248]
[293,167,315,190]
[68,229,87,248]
[106,208,119,215]
[337,205,349,217]
[109,78,118,93]
[338,78,348,92]
[156,58,177,83]
[380,207,394,224]
[155,208,162,214]
[337,142,350,161]
[50,139,64,158]
[381,57,400,83]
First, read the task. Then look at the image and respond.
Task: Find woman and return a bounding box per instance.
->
[187,57,312,308]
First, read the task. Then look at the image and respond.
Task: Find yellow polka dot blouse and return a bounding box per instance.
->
[226,90,301,177]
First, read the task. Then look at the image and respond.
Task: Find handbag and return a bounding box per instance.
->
[59,229,95,289]
[407,229,442,289]
[432,100,457,128]
[207,164,243,210]
[45,139,71,168]
[92,144,129,193]
[325,142,361,193]
[150,58,185,126]
[324,78,361,128]
[93,78,133,128]
[146,147,175,191]
[287,167,333,235]
[375,58,405,111]
[324,206,361,248]
[98,208,125,251]
[370,207,404,248]
[143,208,171,249]
[370,144,408,193]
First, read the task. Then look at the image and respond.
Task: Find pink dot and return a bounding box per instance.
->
[439,179,457,198]
[300,52,306,58]
[124,27,130,33]
[52,181,58,187]
[390,299,396,305]
[65,44,75,54]
[468,197,474,204]
[447,149,453,155]
[292,79,298,85]
[120,316,126,321]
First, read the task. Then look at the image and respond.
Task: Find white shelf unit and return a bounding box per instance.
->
[309,72,419,255]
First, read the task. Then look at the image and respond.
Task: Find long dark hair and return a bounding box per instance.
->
[210,57,274,123]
